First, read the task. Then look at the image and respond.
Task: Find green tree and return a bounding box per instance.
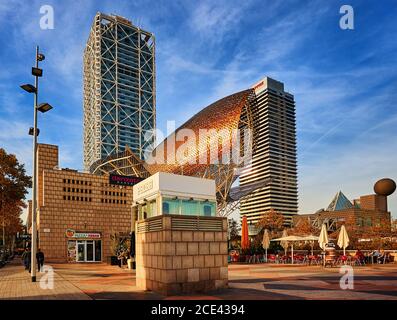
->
[256,208,284,233]
[290,217,317,236]
[0,148,31,248]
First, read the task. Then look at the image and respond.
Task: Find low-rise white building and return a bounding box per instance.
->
[132,172,217,221]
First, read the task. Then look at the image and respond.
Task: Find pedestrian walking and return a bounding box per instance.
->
[26,248,32,272]
[21,248,29,270]
[36,248,45,272]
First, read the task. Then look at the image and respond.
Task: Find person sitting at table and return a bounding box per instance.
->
[371,249,380,263]
[354,249,365,264]
[378,249,386,264]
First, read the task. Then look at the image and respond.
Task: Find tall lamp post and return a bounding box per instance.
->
[21,46,53,282]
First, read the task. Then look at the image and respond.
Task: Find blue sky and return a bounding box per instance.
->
[0,0,396,222]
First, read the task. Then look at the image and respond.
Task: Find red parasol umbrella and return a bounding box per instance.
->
[241,215,249,250]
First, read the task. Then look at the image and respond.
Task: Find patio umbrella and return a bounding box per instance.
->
[318,224,329,250]
[262,229,270,262]
[272,235,306,241]
[280,229,289,255]
[337,225,350,256]
[318,224,329,266]
[271,235,304,264]
[241,215,249,250]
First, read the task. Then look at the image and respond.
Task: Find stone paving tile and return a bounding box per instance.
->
[0,259,90,300]
[1,258,397,300]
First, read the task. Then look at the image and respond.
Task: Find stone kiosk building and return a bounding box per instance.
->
[28,143,133,263]
[133,172,228,295]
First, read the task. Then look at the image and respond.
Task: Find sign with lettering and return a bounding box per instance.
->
[137,179,153,195]
[65,229,101,239]
[109,174,143,187]
[19,234,31,240]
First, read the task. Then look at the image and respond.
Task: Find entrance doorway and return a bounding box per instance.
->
[71,240,101,262]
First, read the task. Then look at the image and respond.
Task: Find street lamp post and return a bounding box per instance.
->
[30,46,40,282]
[21,45,53,282]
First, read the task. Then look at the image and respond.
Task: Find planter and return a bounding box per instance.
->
[107,256,119,265]
[126,259,136,269]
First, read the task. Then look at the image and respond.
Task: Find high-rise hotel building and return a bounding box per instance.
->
[83,13,156,171]
[240,77,298,226]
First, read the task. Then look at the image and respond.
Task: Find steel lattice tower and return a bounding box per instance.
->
[83,13,156,171]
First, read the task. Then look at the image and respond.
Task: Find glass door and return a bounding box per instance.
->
[77,241,85,262]
[86,240,94,262]
[75,240,102,262]
[94,240,102,262]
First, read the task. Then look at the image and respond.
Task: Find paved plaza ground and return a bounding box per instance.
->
[1,258,397,300]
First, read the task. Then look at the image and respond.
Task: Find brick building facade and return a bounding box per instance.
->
[28,144,133,263]
[293,192,392,233]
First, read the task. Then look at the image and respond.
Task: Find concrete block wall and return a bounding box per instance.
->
[136,215,228,296]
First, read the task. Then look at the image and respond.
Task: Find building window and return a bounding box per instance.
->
[202,202,215,217]
[181,200,198,216]
[162,198,180,215]
[163,202,170,214]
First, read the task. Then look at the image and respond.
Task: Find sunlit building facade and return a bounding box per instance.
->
[293,190,391,234]
[90,89,257,214]
[83,13,155,171]
[89,77,298,225]
[239,78,298,226]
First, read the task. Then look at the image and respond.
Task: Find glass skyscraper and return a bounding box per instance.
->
[83,13,155,171]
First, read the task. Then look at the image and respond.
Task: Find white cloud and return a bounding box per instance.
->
[189,0,248,39]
